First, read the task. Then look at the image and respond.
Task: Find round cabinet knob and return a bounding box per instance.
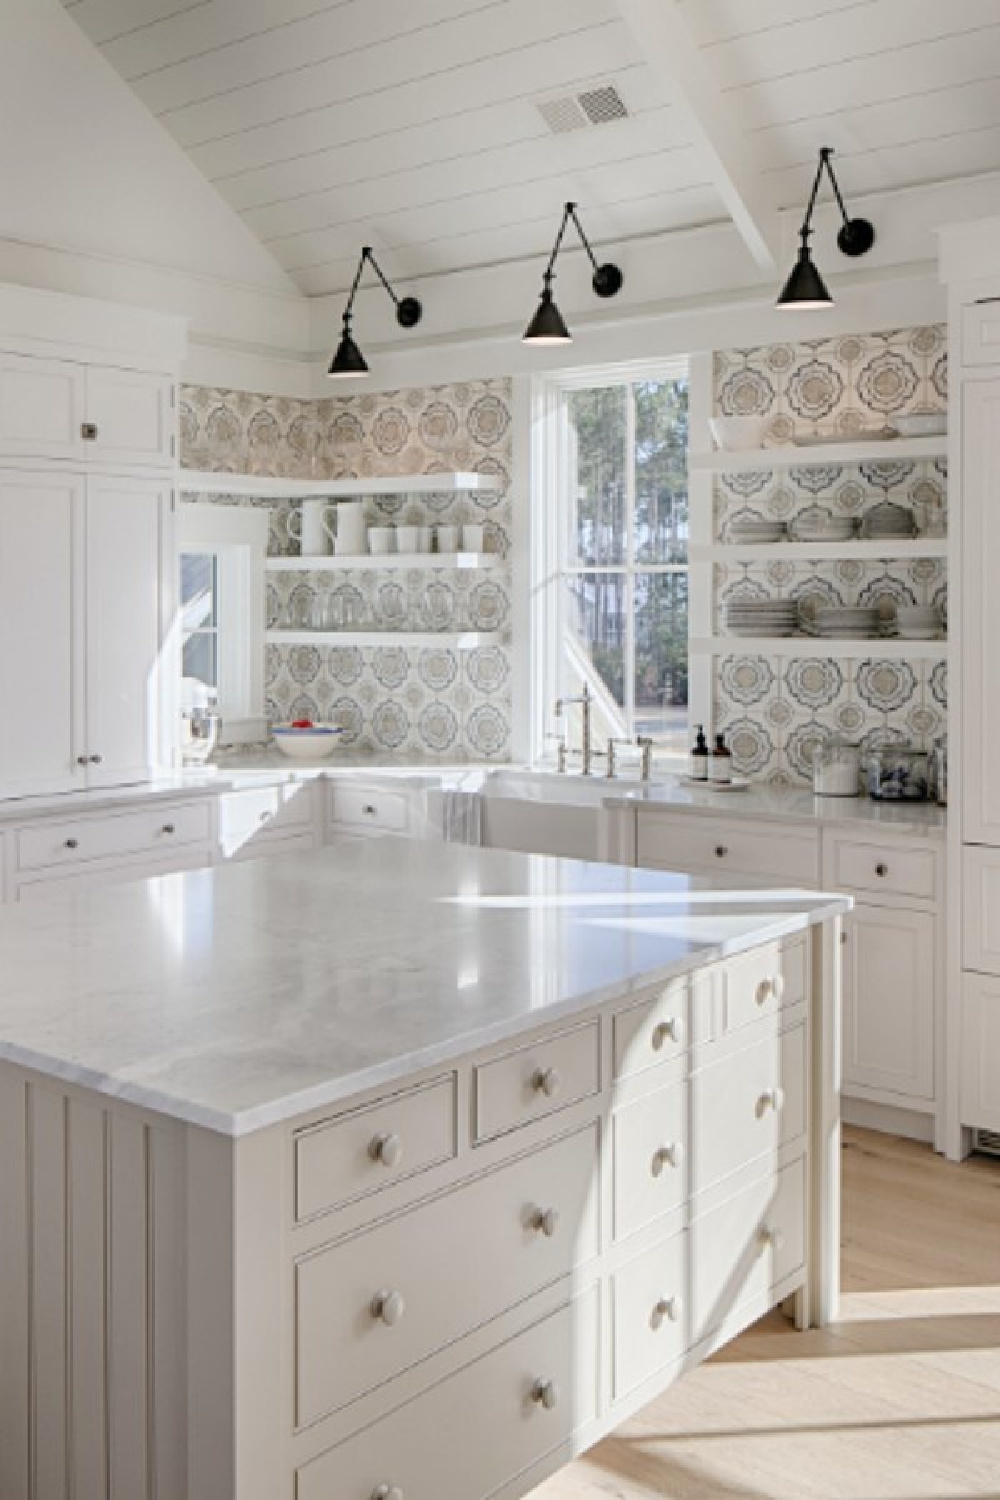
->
[369,1132,403,1169]
[530,1207,559,1238]
[370,1290,405,1327]
[76,755,89,766]
[259,810,272,823]
[162,823,176,836]
[875,862,889,878]
[652,1141,684,1176]
[531,1066,560,1098]
[755,975,785,1006]
[652,1016,685,1050]
[89,754,103,765]
[655,1294,683,1324]
[362,804,377,817]
[757,1087,786,1116]
[371,1486,404,1500]
[759,1225,785,1252]
[714,844,728,858]
[531,1379,559,1410]
[65,838,79,850]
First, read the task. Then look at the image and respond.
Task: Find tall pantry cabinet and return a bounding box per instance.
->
[941,219,1000,1155]
[0,291,184,798]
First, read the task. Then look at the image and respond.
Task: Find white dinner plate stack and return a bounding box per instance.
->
[814,606,880,639]
[790,507,857,543]
[893,605,943,639]
[723,599,799,637]
[860,501,916,541]
[728,518,787,545]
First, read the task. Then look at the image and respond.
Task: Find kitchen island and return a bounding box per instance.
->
[0,839,846,1500]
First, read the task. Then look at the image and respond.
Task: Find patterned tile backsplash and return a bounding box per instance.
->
[711,325,948,785]
[179,379,514,759]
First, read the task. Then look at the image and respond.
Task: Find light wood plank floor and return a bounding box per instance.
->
[532,1128,1000,1500]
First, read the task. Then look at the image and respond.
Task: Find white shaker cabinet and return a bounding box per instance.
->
[84,366,175,470]
[841,903,935,1103]
[0,353,173,470]
[960,377,1000,844]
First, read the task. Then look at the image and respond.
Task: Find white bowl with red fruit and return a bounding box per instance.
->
[271,719,345,761]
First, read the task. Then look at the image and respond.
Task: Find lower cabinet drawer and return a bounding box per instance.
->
[692,1024,806,1194]
[16,800,211,871]
[295,1292,600,1500]
[612,1228,687,1399]
[612,1080,688,1242]
[328,784,410,834]
[719,938,806,1036]
[637,812,819,885]
[473,1022,600,1143]
[692,1156,806,1335]
[294,1075,457,1223]
[294,1124,599,1426]
[218,783,313,857]
[825,834,938,902]
[613,977,701,1082]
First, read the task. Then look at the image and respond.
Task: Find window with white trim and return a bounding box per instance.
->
[533,361,690,762]
[178,503,268,741]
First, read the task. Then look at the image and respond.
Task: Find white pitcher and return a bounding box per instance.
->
[288,499,336,556]
[333,500,367,556]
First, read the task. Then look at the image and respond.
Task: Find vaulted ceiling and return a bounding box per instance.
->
[61,0,1000,299]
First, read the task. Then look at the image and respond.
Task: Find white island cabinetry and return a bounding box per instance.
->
[0,842,843,1500]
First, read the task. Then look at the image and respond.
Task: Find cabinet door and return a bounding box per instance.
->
[84,476,169,787]
[0,354,87,461]
[842,903,934,1102]
[0,470,86,795]
[962,378,1000,842]
[84,368,175,470]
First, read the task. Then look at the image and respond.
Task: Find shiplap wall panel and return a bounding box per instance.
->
[30,1087,69,1500]
[67,1100,109,1500]
[0,1072,29,1497]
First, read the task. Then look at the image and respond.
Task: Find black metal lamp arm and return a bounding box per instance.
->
[342,246,422,330]
[799,147,875,259]
[544,201,624,300]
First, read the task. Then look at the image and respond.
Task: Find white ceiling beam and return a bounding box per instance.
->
[614,0,780,272]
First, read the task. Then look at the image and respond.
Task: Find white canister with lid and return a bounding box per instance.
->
[813,738,860,797]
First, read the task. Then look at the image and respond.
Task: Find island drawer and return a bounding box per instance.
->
[718,937,806,1035]
[637,812,820,885]
[473,1022,600,1143]
[692,1156,806,1334]
[328,783,410,834]
[613,1228,687,1399]
[823,834,938,902]
[612,1080,688,1241]
[613,977,702,1082]
[692,1023,806,1193]
[217,782,313,856]
[295,1291,600,1500]
[294,1075,458,1223]
[294,1124,599,1426]
[15,800,212,871]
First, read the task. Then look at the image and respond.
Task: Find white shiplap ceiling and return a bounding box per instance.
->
[61,0,1000,298]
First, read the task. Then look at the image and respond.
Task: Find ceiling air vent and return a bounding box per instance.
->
[536,83,629,135]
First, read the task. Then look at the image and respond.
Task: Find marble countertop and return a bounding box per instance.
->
[606,779,947,837]
[0,840,846,1137]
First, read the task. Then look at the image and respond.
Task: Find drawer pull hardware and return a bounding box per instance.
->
[362,804,377,816]
[371,1487,403,1500]
[89,754,103,765]
[757,1087,786,1117]
[759,1225,785,1252]
[369,1132,403,1169]
[875,862,889,877]
[370,1290,405,1327]
[714,844,728,858]
[531,1066,561,1098]
[162,823,176,835]
[755,976,785,1005]
[531,1378,559,1410]
[65,838,79,850]
[652,1016,684,1049]
[260,810,272,822]
[652,1141,684,1175]
[654,1294,682,1324]
[81,422,98,441]
[529,1206,560,1238]
[76,755,89,766]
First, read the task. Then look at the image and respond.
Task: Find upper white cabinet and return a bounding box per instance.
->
[960,378,1000,844]
[0,353,174,470]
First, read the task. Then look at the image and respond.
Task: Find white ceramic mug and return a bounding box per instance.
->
[437,524,459,552]
[287,499,336,556]
[396,525,420,554]
[418,525,433,552]
[368,526,395,555]
[461,523,484,554]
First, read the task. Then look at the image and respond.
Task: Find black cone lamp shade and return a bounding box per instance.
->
[327,247,422,378]
[777,148,874,310]
[523,202,623,344]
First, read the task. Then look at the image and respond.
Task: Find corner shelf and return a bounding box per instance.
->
[692,636,948,660]
[697,539,947,563]
[181,470,502,499]
[266,553,503,573]
[266,629,494,650]
[689,435,947,474]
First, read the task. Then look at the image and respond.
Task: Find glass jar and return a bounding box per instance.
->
[865,746,930,801]
[813,738,860,797]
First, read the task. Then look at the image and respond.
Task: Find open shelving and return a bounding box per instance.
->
[697,539,947,563]
[265,552,503,573]
[265,629,494,650]
[180,470,503,499]
[689,434,947,474]
[692,636,948,660]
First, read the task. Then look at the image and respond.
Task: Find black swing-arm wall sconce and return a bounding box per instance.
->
[523,201,624,344]
[328,246,422,378]
[777,147,875,309]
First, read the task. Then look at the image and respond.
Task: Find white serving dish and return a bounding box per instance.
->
[708,416,768,451]
[272,724,345,761]
[891,414,948,438]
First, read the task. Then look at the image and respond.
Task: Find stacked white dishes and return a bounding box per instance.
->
[891,414,947,438]
[723,599,798,637]
[814,606,879,639]
[728,518,787,544]
[860,501,915,540]
[789,506,856,543]
[893,605,943,639]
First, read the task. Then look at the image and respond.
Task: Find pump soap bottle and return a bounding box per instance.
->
[690,725,709,781]
[710,732,733,785]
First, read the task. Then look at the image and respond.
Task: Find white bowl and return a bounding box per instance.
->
[272,724,345,761]
[891,414,947,438]
[708,416,768,451]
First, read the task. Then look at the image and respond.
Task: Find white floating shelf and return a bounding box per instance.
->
[689,435,947,474]
[692,636,948,660]
[266,630,493,650]
[696,539,948,563]
[266,552,503,572]
[181,470,502,499]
